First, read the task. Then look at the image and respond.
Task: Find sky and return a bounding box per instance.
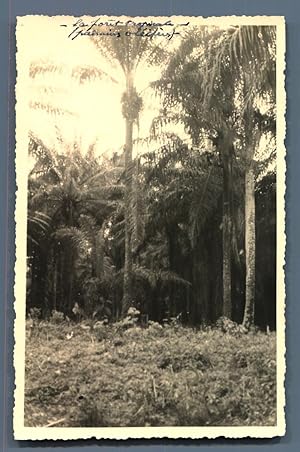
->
[16,15,277,172]
[16,15,187,162]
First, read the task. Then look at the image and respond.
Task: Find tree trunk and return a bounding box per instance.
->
[222,208,232,318]
[132,157,143,260]
[91,236,97,278]
[243,164,256,329]
[53,256,57,311]
[95,226,105,280]
[66,244,74,314]
[222,144,233,318]
[122,72,134,317]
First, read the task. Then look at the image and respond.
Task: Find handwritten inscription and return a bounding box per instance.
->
[61,18,190,41]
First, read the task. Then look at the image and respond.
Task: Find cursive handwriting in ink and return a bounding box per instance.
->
[125,26,180,40]
[68,18,122,40]
[64,17,190,41]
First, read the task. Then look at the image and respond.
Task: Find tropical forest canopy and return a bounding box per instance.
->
[26,23,276,330]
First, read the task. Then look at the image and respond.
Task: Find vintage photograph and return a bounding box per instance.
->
[14,15,285,439]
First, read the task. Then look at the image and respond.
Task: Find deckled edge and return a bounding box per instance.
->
[13,14,286,440]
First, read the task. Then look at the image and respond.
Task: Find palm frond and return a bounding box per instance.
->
[27,211,52,246]
[157,270,192,288]
[71,65,119,84]
[29,101,77,117]
[52,227,89,252]
[29,60,64,78]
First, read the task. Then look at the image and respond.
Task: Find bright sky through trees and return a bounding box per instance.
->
[18,16,274,174]
[19,16,183,160]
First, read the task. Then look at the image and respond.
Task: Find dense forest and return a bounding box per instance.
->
[20,19,281,430]
[26,24,276,331]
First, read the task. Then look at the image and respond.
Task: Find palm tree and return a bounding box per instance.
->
[153,28,238,319]
[28,32,168,316]
[90,26,166,316]
[141,139,224,323]
[155,25,276,328]
[28,132,122,314]
[203,25,276,328]
[225,26,275,329]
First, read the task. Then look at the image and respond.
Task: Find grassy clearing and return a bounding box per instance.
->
[25,320,276,427]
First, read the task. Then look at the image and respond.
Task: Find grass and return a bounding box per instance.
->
[24,318,276,428]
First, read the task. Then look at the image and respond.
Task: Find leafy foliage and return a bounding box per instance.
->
[26,25,277,328]
[24,25,278,430]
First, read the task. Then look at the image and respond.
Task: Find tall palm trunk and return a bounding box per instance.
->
[242,94,260,329]
[94,226,105,280]
[53,256,57,311]
[242,162,256,329]
[66,201,75,314]
[221,142,233,318]
[65,243,74,314]
[122,72,134,316]
[132,157,142,261]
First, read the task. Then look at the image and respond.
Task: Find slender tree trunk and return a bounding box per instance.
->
[243,163,256,329]
[132,157,143,261]
[95,226,105,280]
[222,144,233,318]
[58,250,63,312]
[122,122,133,315]
[66,244,74,314]
[241,89,260,329]
[53,256,57,311]
[122,72,134,317]
[222,209,232,317]
[68,269,74,314]
[91,236,97,278]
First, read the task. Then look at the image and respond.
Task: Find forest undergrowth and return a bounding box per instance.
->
[24,311,276,428]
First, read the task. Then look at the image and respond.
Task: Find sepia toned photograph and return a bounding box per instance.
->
[14,15,285,440]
